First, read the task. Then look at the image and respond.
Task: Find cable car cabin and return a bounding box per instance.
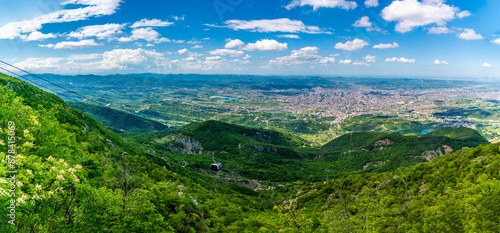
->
[210,162,222,172]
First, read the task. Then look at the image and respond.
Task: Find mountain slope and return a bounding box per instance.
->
[322,127,488,151]
[0,73,273,232]
[67,101,169,133]
[181,120,310,151]
[2,72,497,232]
[319,128,489,173]
[278,142,500,232]
[135,120,488,183]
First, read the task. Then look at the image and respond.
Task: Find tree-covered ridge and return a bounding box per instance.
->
[0,74,279,232]
[67,101,169,133]
[130,120,488,184]
[322,127,488,151]
[427,127,487,140]
[181,120,311,150]
[280,142,500,232]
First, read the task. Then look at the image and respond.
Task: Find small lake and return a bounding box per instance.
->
[421,130,430,134]
[210,96,242,103]
[449,96,464,99]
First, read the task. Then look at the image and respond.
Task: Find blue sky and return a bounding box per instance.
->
[0,0,499,78]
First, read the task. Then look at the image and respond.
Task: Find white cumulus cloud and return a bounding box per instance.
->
[457,10,471,18]
[14,48,168,72]
[350,55,376,66]
[434,59,449,65]
[269,47,338,66]
[39,39,101,49]
[0,0,122,40]
[353,61,370,66]
[96,48,168,70]
[373,42,399,49]
[365,0,378,8]
[24,31,57,41]
[209,49,245,57]
[231,59,251,64]
[491,38,500,46]
[225,39,245,49]
[319,56,336,64]
[457,28,483,40]
[68,23,126,40]
[131,19,174,28]
[277,34,301,39]
[285,0,357,10]
[242,39,288,51]
[118,27,170,43]
[428,26,451,34]
[13,57,64,70]
[334,39,369,51]
[215,18,326,34]
[483,62,493,68]
[171,15,185,21]
[339,59,352,65]
[381,0,462,33]
[364,55,376,63]
[353,16,372,28]
[183,57,197,61]
[385,57,415,64]
[205,56,221,61]
[178,48,188,55]
[101,48,163,66]
[270,47,320,65]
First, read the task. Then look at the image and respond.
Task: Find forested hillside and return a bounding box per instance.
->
[0,73,498,232]
[0,74,276,232]
[281,142,500,232]
[67,101,169,133]
[130,120,489,183]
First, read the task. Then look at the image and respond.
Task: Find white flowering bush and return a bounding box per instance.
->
[0,86,85,231]
[0,80,169,232]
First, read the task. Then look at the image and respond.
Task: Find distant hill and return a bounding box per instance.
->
[321,128,489,173]
[286,142,500,232]
[127,120,318,182]
[181,120,310,151]
[427,127,488,141]
[135,120,489,183]
[323,127,488,151]
[68,101,169,133]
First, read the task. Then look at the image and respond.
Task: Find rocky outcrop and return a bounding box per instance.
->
[418,145,453,161]
[372,139,393,150]
[422,147,444,161]
[363,160,389,170]
[168,134,206,154]
[373,138,393,146]
[167,134,216,155]
[342,149,368,154]
[443,145,453,154]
